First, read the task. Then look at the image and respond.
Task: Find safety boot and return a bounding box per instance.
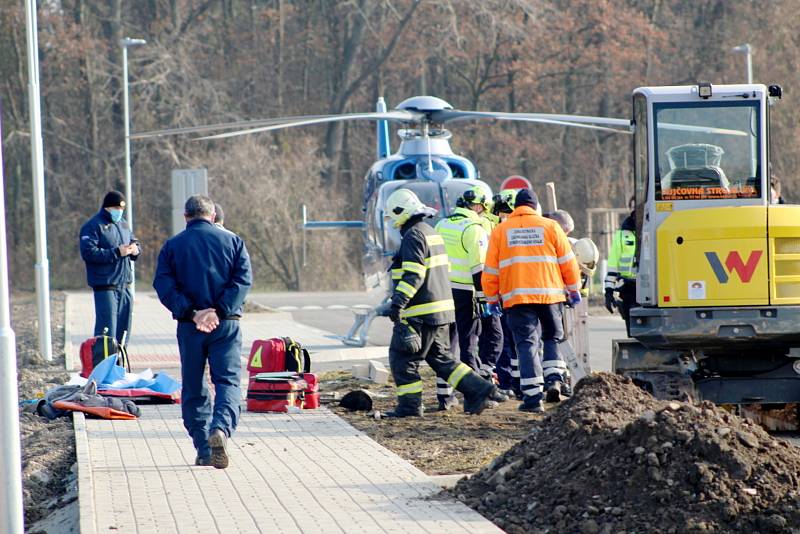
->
[561,381,573,398]
[545,381,563,403]
[384,393,424,418]
[208,429,230,469]
[437,395,459,411]
[456,372,496,415]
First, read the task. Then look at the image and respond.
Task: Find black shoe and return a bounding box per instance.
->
[518,400,544,413]
[464,384,496,415]
[561,382,573,398]
[545,382,562,403]
[437,398,459,411]
[208,429,229,469]
[195,455,212,466]
[489,389,509,403]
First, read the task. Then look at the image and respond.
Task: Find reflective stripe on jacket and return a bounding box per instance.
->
[391,218,455,325]
[434,207,488,292]
[481,206,580,308]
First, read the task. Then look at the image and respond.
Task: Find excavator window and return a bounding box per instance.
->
[653,101,761,201]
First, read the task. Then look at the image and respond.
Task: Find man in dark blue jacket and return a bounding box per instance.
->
[153,195,252,469]
[79,191,140,344]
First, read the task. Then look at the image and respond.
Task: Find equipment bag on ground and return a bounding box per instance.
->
[246,337,311,375]
[79,335,130,378]
[246,375,307,413]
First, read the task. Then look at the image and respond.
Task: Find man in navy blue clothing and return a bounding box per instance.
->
[153,195,252,469]
[79,191,140,345]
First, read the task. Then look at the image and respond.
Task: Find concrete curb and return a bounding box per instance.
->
[73,412,96,534]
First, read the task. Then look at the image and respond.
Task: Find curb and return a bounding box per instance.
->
[73,412,96,534]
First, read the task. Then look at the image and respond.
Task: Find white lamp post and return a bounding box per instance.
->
[120,37,146,293]
[732,43,753,84]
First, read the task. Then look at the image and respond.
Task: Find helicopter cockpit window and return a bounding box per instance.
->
[654,102,761,201]
[394,163,417,180]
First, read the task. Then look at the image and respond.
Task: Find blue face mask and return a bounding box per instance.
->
[108,209,124,223]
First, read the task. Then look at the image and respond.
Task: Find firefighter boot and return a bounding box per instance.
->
[384,393,424,418]
[456,372,496,415]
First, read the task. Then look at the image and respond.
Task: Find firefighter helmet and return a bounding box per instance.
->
[386,189,427,228]
[491,188,518,215]
[461,185,491,211]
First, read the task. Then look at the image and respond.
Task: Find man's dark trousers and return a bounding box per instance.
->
[505,303,566,403]
[93,286,133,343]
[478,313,503,372]
[451,289,480,370]
[177,320,242,458]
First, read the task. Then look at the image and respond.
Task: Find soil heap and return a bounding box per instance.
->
[453,373,800,534]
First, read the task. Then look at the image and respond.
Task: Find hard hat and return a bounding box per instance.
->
[461,185,491,210]
[386,188,427,228]
[491,188,518,215]
[546,209,575,235]
[574,237,599,275]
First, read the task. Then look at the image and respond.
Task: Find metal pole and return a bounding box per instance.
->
[0,102,25,534]
[745,45,753,84]
[121,43,134,293]
[25,0,52,362]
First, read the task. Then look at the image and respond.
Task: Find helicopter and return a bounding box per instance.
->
[132,95,634,345]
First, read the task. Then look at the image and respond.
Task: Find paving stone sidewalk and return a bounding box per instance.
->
[70,292,502,533]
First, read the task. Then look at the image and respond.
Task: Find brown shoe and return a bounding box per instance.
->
[208,429,229,469]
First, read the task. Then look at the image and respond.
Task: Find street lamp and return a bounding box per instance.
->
[120,37,146,292]
[732,43,753,84]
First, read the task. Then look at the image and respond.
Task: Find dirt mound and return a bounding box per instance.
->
[453,373,800,534]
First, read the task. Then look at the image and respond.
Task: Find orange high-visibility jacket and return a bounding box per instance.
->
[482,206,580,308]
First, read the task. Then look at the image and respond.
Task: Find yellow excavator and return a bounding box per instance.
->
[611,82,800,426]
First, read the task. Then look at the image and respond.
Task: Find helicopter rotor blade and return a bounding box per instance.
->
[132,110,423,141]
[431,109,633,132]
[505,117,634,135]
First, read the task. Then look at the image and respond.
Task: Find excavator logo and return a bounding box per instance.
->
[705,250,763,283]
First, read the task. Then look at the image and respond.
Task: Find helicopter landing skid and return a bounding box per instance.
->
[338,299,392,347]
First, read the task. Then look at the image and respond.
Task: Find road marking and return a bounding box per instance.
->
[277,306,299,311]
[301,305,324,310]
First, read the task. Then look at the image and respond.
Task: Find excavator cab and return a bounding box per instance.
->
[614,83,800,419]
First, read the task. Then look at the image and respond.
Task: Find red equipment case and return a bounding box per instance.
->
[246,375,307,413]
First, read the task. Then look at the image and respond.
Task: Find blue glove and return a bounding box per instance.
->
[568,290,581,307]
[485,303,503,317]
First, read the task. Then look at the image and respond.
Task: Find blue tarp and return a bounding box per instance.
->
[88,356,180,395]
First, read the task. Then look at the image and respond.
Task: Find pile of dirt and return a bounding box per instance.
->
[453,373,800,534]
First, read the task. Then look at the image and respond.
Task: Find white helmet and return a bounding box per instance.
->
[573,237,599,276]
[386,188,427,228]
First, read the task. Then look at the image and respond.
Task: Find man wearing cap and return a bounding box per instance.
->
[482,189,581,413]
[79,191,140,345]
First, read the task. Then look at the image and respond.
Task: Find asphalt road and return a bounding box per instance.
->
[249,292,624,371]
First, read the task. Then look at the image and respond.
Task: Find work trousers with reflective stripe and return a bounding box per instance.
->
[177,320,242,459]
[478,314,503,372]
[495,314,519,392]
[389,322,466,405]
[451,289,481,371]
[506,303,567,402]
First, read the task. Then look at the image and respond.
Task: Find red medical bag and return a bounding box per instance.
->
[246,375,307,413]
[302,373,320,409]
[246,338,310,374]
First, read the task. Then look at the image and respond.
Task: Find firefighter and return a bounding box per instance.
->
[490,189,521,397]
[434,186,489,410]
[482,189,581,413]
[383,189,503,417]
[466,187,505,382]
[605,198,636,336]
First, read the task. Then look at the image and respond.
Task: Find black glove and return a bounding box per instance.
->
[390,321,422,354]
[389,305,402,323]
[604,288,616,314]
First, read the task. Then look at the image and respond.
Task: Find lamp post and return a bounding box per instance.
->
[120,37,146,293]
[732,43,753,84]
